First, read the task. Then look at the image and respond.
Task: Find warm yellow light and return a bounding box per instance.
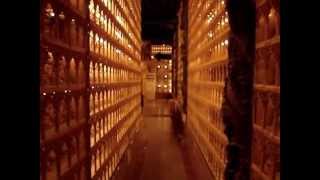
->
[59,12,65,20]
[164,65,167,69]
[157,65,160,68]
[49,12,55,17]
[268,9,275,18]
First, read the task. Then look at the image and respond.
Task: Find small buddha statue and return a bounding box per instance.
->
[57,56,67,86]
[69,97,77,125]
[58,99,68,130]
[43,102,55,138]
[69,58,77,85]
[263,143,275,178]
[42,52,55,86]
[46,150,58,179]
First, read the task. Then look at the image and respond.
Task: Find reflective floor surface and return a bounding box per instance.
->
[113,99,214,180]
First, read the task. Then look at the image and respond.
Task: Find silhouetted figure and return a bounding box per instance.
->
[170,99,184,141]
[141,94,144,107]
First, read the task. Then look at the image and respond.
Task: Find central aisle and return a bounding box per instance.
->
[140,100,186,180]
[114,100,214,180]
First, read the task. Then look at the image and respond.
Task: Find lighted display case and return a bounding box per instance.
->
[251,0,280,180]
[40,0,88,179]
[187,0,280,179]
[151,44,173,97]
[40,0,142,179]
[187,0,229,179]
[88,0,142,179]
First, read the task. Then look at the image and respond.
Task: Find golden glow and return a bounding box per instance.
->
[151,44,172,55]
[59,12,65,20]
[49,12,55,17]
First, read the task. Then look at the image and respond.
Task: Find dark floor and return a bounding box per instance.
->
[113,99,214,180]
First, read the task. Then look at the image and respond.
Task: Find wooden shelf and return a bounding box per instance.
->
[41,121,86,146]
[41,37,86,56]
[89,52,141,74]
[256,35,280,50]
[254,84,280,94]
[189,57,228,72]
[253,124,280,145]
[40,84,86,95]
[189,81,225,88]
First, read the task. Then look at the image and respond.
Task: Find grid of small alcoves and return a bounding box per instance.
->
[186,0,280,180]
[187,1,230,179]
[40,0,142,179]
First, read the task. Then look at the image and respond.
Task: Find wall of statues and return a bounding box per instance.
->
[251,0,280,179]
[186,0,280,179]
[40,0,142,179]
[187,0,229,179]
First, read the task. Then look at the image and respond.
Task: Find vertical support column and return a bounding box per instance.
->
[182,0,188,113]
[84,1,91,179]
[173,32,178,98]
[222,0,256,180]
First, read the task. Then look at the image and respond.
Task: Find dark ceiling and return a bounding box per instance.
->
[142,0,180,44]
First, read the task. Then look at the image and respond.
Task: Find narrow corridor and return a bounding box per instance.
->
[113,100,213,180]
[40,0,280,179]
